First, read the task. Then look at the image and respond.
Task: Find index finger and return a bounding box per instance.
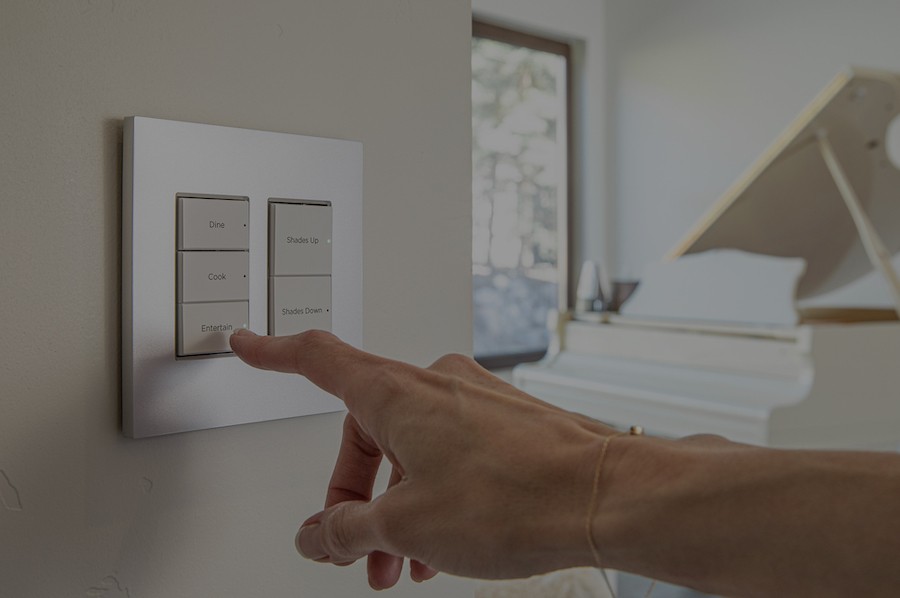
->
[229,329,406,421]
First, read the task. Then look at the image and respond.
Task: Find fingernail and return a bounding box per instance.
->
[295,523,326,560]
[232,328,257,338]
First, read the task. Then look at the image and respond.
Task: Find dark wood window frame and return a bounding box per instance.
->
[472,19,574,371]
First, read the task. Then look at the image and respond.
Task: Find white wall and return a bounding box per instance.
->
[472,0,610,295]
[611,0,900,279]
[0,2,475,596]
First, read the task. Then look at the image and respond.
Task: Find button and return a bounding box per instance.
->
[178,301,248,356]
[177,251,249,303]
[178,196,249,250]
[268,276,331,335]
[269,202,332,276]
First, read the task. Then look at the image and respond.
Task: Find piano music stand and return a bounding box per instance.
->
[816,130,900,315]
[669,68,900,316]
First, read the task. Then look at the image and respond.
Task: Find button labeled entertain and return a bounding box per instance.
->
[178,301,248,356]
[177,251,249,303]
[269,201,332,276]
[269,276,332,335]
[178,196,249,250]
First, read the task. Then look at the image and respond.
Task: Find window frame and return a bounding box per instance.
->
[471,19,574,370]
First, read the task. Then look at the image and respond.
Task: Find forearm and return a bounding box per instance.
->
[230,330,900,592]
[595,435,900,597]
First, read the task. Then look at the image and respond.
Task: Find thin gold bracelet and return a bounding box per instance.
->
[587,425,656,598]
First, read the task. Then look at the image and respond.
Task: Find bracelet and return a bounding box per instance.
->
[587,426,655,598]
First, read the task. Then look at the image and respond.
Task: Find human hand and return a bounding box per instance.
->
[229,329,617,589]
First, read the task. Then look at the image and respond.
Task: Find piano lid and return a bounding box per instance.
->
[668,68,900,300]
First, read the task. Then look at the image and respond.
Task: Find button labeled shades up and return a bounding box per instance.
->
[269,201,332,276]
[268,200,333,336]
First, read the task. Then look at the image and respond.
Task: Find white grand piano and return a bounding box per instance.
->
[514,68,900,451]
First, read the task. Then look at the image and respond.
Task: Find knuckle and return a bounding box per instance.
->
[368,497,408,555]
[680,433,730,446]
[368,363,408,397]
[289,330,337,373]
[295,329,336,346]
[321,506,356,561]
[341,412,358,434]
[429,353,476,373]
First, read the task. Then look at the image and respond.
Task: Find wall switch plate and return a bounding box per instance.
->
[122,116,362,438]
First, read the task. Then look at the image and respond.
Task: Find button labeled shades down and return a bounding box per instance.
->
[269,276,331,336]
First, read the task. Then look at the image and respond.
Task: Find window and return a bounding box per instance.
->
[472,20,571,369]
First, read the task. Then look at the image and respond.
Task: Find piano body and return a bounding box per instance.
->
[514,68,900,450]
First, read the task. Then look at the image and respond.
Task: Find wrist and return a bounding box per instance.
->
[590,433,754,589]
[588,433,687,572]
[531,425,621,573]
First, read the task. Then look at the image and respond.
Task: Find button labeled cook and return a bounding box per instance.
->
[178,251,249,303]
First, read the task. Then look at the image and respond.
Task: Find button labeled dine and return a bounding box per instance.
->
[178,196,249,250]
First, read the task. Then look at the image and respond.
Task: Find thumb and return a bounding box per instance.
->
[295,501,383,564]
